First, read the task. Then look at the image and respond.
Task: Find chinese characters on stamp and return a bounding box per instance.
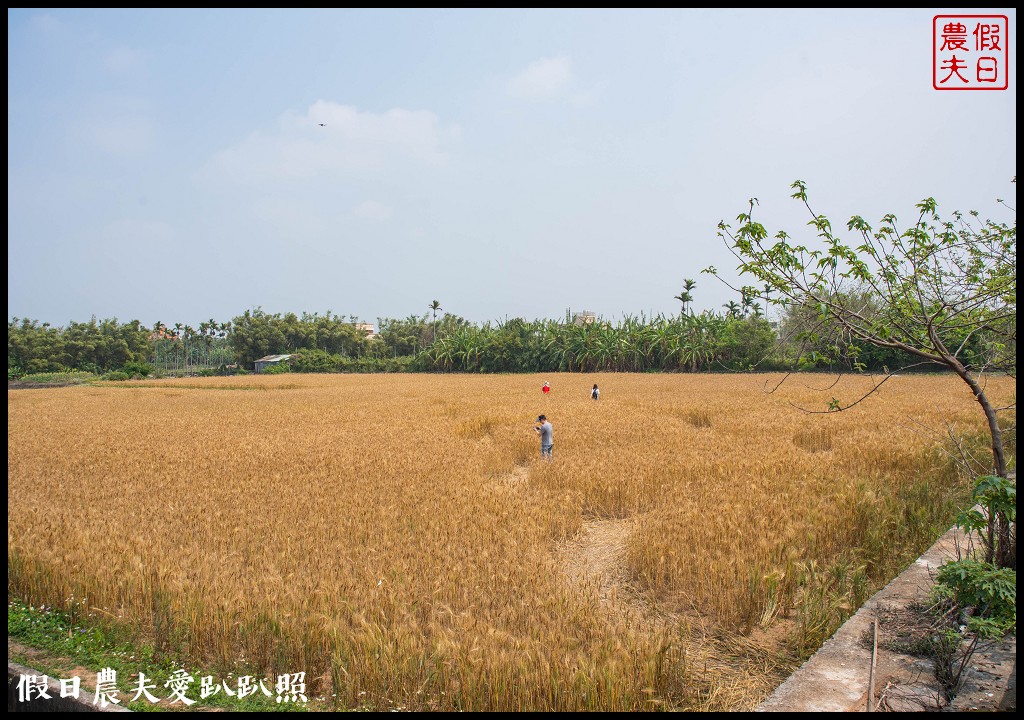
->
[934,15,1009,90]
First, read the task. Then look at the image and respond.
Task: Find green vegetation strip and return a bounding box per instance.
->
[8,599,310,712]
[92,382,304,391]
[101,383,272,391]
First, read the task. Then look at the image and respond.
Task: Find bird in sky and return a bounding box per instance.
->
[318,123,326,127]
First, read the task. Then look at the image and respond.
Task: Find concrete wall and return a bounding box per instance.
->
[756,521,1016,712]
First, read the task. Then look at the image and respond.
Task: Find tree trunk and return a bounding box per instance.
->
[928,325,1006,478]
[946,356,1007,479]
[926,321,1012,568]
[944,355,1013,568]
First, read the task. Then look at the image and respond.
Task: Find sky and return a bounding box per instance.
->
[7,8,1017,330]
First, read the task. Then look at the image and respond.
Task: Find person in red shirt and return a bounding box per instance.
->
[542,381,550,394]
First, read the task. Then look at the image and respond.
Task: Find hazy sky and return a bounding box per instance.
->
[7,8,1017,329]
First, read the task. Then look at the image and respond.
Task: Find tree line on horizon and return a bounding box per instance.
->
[9,298,984,378]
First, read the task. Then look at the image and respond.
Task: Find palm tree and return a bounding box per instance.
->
[674,278,697,316]
[723,301,742,319]
[172,323,184,371]
[673,291,692,317]
[740,288,755,318]
[429,300,442,343]
[183,325,195,373]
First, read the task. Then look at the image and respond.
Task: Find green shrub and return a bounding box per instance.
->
[935,559,1016,638]
[121,360,153,378]
[18,371,98,384]
[288,349,341,373]
[337,355,418,373]
[956,475,1016,568]
[101,371,131,381]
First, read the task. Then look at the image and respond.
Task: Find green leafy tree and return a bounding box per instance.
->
[708,180,1016,565]
[377,315,431,357]
[9,318,65,373]
[718,316,777,370]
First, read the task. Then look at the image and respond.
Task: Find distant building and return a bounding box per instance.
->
[353,322,377,339]
[254,354,292,373]
[573,311,596,327]
[149,323,177,341]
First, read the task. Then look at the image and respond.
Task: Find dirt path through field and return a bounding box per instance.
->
[497,458,657,625]
[497,462,530,489]
[562,517,632,599]
[556,515,667,631]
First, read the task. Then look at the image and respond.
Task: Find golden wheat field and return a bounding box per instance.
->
[7,372,1015,711]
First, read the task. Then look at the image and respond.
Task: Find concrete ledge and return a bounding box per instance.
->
[756,522,1016,712]
[757,525,956,711]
